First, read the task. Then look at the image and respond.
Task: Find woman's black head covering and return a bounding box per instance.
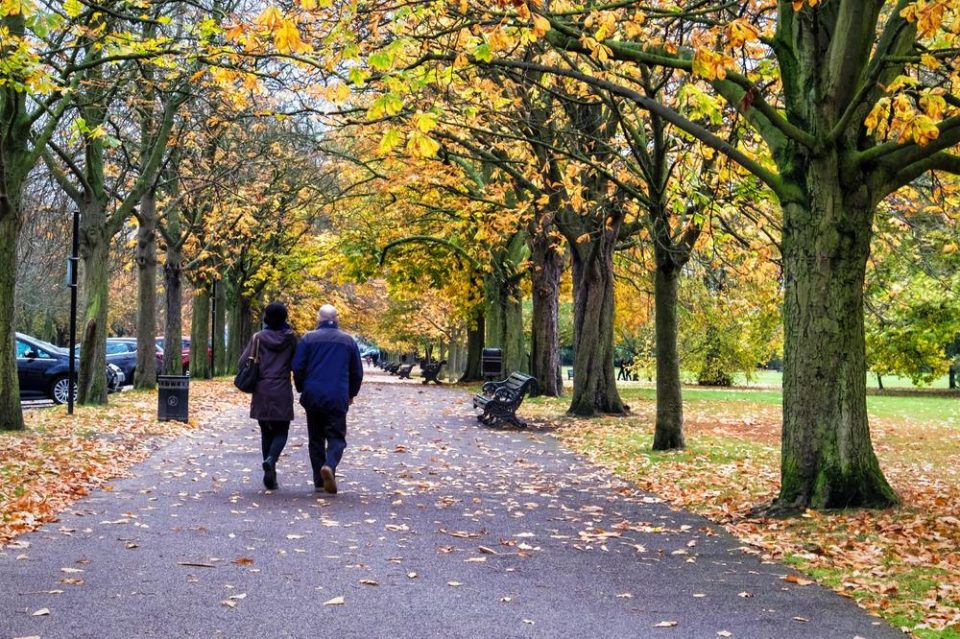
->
[263,302,288,330]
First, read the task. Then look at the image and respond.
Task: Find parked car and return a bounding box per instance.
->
[106,338,139,382]
[76,338,138,384]
[155,337,190,373]
[156,337,212,374]
[17,333,125,403]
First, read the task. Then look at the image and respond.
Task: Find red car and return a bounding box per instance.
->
[155,338,190,374]
[155,338,213,374]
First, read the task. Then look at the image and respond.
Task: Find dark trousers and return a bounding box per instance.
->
[258,420,290,463]
[306,410,347,483]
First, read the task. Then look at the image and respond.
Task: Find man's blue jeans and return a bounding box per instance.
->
[305,409,347,485]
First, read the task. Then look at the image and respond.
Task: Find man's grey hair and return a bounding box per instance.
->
[318,304,338,322]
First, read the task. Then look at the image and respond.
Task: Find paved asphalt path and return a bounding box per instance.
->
[1,370,901,639]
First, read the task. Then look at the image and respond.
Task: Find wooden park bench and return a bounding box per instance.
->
[385,362,401,374]
[420,360,446,384]
[472,372,538,428]
[396,363,414,379]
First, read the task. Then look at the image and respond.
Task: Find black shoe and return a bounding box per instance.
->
[263,458,278,490]
[320,465,337,494]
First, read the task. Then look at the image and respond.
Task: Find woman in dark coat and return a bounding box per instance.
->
[239,302,298,490]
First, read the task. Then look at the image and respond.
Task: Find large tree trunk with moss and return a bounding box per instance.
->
[568,238,625,416]
[460,311,484,383]
[134,188,158,389]
[213,280,226,376]
[237,295,254,361]
[0,0,29,430]
[226,293,242,375]
[484,274,526,375]
[189,286,211,378]
[0,202,24,431]
[447,331,462,381]
[77,208,110,405]
[529,231,564,396]
[652,264,684,449]
[484,232,529,375]
[778,164,898,510]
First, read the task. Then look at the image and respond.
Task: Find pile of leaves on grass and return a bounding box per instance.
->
[0,380,240,545]
[526,396,960,638]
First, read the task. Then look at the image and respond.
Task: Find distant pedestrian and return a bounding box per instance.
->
[239,302,298,491]
[292,304,363,494]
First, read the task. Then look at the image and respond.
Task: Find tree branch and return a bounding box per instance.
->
[380,235,481,270]
[425,53,795,201]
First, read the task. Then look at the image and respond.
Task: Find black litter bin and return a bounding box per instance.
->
[158,375,189,422]
[481,347,503,378]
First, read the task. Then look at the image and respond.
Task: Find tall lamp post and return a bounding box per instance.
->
[66,210,80,415]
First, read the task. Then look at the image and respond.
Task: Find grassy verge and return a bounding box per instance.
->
[0,379,239,546]
[524,390,960,638]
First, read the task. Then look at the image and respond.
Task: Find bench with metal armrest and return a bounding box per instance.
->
[472,372,538,428]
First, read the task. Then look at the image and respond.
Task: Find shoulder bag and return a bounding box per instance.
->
[234,335,261,393]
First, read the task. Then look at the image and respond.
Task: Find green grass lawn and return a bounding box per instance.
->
[566,366,954,390]
[604,386,959,426]
[732,369,954,390]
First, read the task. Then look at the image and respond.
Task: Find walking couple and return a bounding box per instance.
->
[239,303,363,493]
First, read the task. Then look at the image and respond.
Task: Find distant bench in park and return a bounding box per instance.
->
[473,372,538,428]
[379,359,444,383]
[380,362,414,378]
[420,360,446,384]
[383,362,400,374]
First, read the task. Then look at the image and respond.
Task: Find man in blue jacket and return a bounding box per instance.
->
[292,304,363,494]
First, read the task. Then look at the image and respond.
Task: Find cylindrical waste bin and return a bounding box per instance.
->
[481,347,503,378]
[158,375,189,422]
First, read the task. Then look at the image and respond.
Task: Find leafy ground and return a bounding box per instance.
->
[525,388,960,638]
[0,380,234,545]
[4,375,956,636]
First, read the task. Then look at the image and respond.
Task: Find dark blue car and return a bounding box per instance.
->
[75,338,138,384]
[17,332,124,403]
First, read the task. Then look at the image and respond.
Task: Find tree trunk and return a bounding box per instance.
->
[949,366,956,390]
[77,212,110,405]
[134,189,158,389]
[0,14,28,431]
[484,274,526,374]
[568,239,625,416]
[213,279,226,376]
[778,173,898,510]
[162,244,183,376]
[0,206,24,430]
[460,311,485,382]
[189,286,211,378]
[237,295,254,361]
[504,292,525,374]
[529,232,564,396]
[446,335,456,380]
[224,279,241,374]
[652,265,684,449]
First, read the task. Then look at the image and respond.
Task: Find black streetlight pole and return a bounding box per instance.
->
[67,210,80,415]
